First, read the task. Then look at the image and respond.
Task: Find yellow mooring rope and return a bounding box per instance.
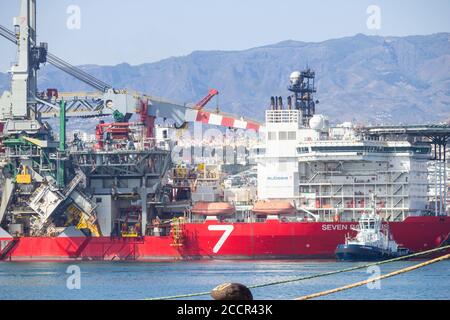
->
[144,244,450,300]
[295,253,450,300]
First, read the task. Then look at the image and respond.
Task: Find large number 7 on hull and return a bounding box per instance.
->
[207,225,234,253]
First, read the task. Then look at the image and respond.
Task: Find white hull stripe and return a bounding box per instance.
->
[208,113,223,126]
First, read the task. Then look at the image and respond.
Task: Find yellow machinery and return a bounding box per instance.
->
[121,229,139,238]
[196,163,219,180]
[173,165,188,179]
[16,165,32,184]
[66,204,101,237]
[170,217,184,247]
[121,222,140,237]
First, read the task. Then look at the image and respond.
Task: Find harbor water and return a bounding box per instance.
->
[1,260,449,300]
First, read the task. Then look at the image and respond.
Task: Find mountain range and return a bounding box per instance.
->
[1,33,449,125]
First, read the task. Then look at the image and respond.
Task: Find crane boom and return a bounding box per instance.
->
[0,24,111,92]
[194,89,218,110]
[0,22,263,132]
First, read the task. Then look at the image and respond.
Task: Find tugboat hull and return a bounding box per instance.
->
[335,244,396,261]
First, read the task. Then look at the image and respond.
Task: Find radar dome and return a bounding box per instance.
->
[309,115,329,131]
[290,71,301,85]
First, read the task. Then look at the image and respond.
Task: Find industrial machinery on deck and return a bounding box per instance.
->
[0,0,260,240]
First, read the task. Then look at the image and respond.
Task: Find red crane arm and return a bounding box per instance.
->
[194,89,219,110]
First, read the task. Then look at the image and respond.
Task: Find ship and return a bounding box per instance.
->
[0,0,450,261]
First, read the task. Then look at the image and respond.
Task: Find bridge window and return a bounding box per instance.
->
[288,131,296,140]
[268,132,277,140]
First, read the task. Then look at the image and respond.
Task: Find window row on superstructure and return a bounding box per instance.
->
[296,145,430,154]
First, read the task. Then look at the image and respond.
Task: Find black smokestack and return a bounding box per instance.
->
[278,97,283,110]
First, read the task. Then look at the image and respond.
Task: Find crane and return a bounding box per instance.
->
[194,89,219,110]
[175,89,219,130]
[0,16,262,135]
[0,24,110,93]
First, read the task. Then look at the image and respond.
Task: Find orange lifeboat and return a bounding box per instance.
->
[191,202,235,216]
[252,201,296,215]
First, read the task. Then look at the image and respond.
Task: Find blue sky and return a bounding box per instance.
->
[1,0,449,71]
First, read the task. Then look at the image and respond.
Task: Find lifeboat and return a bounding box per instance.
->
[191,202,235,216]
[252,200,296,215]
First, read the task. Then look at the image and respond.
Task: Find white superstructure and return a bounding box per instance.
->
[255,70,433,222]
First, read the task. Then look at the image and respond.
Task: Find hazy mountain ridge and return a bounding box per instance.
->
[1,33,449,124]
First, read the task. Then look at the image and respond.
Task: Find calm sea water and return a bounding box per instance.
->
[0,260,449,300]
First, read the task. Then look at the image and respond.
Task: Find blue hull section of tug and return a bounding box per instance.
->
[335,244,401,261]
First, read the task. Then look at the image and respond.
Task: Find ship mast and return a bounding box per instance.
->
[288,69,317,126]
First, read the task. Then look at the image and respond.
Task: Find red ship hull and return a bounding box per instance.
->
[1,216,449,261]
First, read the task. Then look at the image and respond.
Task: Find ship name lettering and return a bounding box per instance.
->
[322,224,348,231]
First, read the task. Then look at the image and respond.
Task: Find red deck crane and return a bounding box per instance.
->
[174,89,219,130]
[193,89,219,110]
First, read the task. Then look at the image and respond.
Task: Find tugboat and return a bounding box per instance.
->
[335,195,410,261]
